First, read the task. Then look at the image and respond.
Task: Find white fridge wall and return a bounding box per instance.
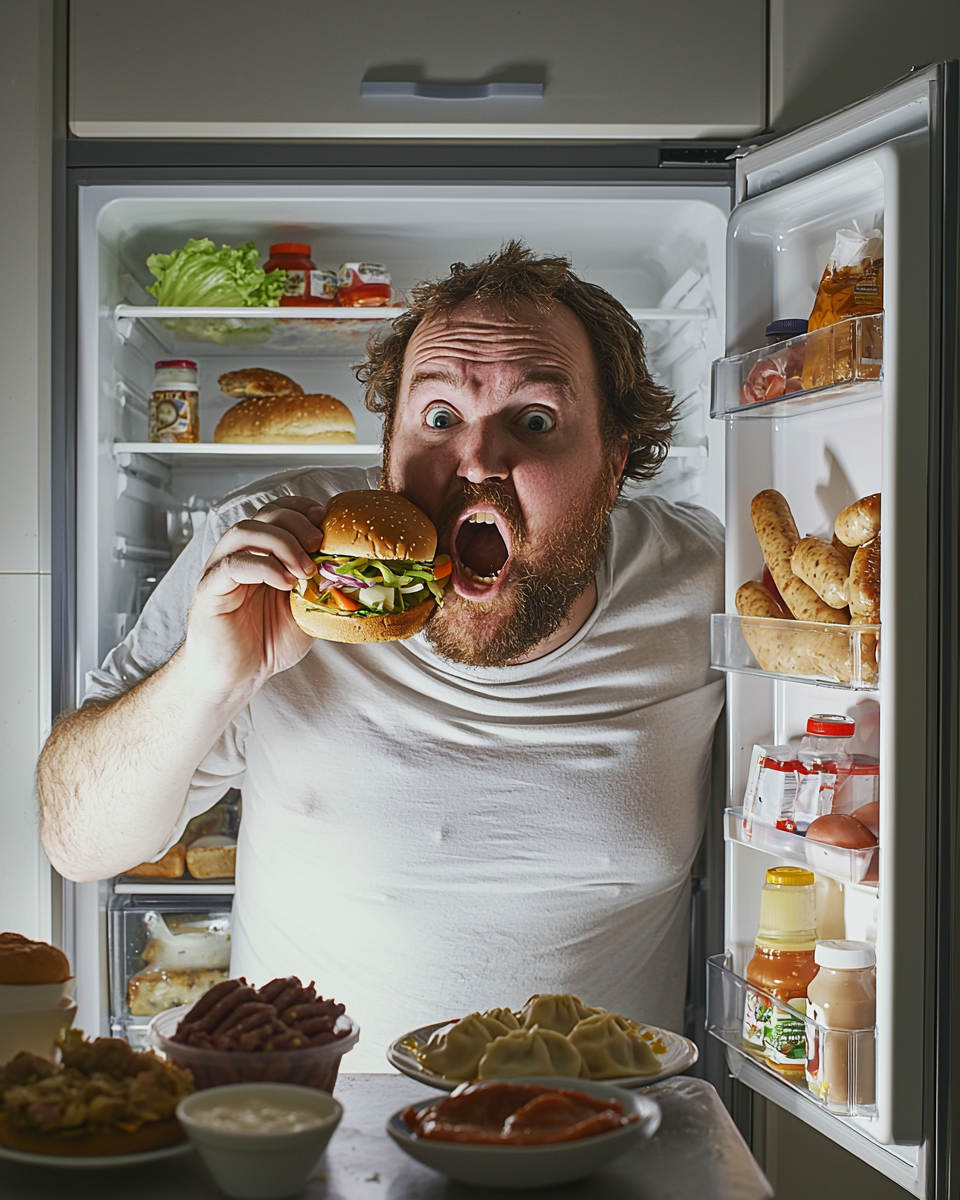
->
[722,109,932,1183]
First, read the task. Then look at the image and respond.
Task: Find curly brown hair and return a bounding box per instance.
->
[356,240,677,487]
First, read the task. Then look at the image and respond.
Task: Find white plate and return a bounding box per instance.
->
[387,1020,698,1090]
[387,1075,661,1189]
[0,1140,191,1169]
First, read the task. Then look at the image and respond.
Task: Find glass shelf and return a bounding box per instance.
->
[710,315,882,419]
[707,955,877,1119]
[710,612,880,690]
[113,442,382,465]
[724,808,878,886]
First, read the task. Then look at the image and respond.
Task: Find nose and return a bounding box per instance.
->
[456,419,510,484]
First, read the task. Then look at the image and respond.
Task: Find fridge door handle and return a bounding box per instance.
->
[361,81,543,100]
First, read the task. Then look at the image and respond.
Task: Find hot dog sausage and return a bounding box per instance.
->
[750,490,849,624]
[835,493,881,547]
[190,985,257,1034]
[790,537,851,609]
[172,978,243,1040]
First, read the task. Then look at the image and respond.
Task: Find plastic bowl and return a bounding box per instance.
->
[386,1076,662,1189]
[177,1082,342,1199]
[150,1006,358,1093]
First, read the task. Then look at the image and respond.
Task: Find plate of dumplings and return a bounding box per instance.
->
[387,993,698,1090]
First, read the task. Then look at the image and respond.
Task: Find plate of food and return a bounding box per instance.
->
[0,1141,191,1169]
[387,993,697,1090]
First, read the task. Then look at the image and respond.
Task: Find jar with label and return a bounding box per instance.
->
[264,243,336,306]
[336,262,392,307]
[742,866,818,1074]
[149,360,199,443]
[795,714,855,832]
[806,939,876,1112]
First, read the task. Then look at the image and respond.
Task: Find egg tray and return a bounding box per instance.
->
[724,809,878,886]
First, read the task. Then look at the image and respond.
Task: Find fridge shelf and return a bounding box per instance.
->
[710,613,880,690]
[710,315,883,419]
[113,442,383,463]
[707,954,877,1120]
[113,881,236,895]
[724,808,878,886]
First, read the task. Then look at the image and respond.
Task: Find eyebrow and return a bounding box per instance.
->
[408,370,464,394]
[407,366,576,400]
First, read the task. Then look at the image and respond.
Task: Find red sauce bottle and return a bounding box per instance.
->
[264,243,336,307]
[336,262,392,307]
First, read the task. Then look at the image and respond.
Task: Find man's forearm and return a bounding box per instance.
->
[38,648,256,883]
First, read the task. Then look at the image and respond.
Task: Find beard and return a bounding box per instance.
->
[419,472,616,668]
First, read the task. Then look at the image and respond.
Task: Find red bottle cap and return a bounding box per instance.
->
[806,714,856,737]
[155,359,197,369]
[269,243,311,256]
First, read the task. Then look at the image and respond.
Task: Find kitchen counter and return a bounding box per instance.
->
[0,1073,772,1200]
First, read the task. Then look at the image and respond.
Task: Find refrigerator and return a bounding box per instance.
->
[55,60,958,1197]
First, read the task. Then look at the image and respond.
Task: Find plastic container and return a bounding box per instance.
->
[806,940,876,1112]
[152,1006,359,1092]
[150,359,199,443]
[724,809,878,887]
[710,612,880,689]
[743,866,818,1074]
[795,714,855,832]
[710,313,883,419]
[264,243,336,307]
[336,262,392,307]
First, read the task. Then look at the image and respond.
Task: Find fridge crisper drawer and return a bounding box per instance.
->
[724,808,878,886]
[707,955,877,1119]
[710,613,880,690]
[710,315,882,419]
[109,897,232,1047]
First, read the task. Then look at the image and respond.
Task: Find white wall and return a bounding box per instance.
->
[0,1,54,941]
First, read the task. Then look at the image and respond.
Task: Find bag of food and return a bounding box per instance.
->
[802,227,883,390]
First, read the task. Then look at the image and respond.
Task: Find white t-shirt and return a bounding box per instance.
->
[86,465,725,1070]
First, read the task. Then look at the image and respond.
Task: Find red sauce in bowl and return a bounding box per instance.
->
[402,1081,637,1145]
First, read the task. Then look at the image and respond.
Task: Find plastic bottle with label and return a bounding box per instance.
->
[149,359,199,443]
[742,866,818,1075]
[795,714,855,832]
[264,243,337,306]
[805,939,876,1112]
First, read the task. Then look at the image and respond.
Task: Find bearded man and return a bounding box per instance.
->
[38,244,723,1070]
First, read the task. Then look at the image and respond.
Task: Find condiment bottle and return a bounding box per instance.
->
[806,939,876,1112]
[795,714,855,832]
[336,262,392,307]
[764,318,808,344]
[264,243,336,306]
[149,359,199,443]
[742,866,818,1074]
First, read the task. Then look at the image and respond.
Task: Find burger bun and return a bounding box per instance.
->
[0,933,71,986]
[214,394,356,444]
[291,594,435,643]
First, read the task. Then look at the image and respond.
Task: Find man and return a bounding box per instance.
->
[39,243,723,1070]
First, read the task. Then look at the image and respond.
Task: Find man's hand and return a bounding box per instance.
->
[181,496,327,695]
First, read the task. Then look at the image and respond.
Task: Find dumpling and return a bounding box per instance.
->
[518,993,594,1037]
[419,1013,511,1080]
[568,1013,660,1079]
[477,1025,583,1079]
[481,1006,520,1030]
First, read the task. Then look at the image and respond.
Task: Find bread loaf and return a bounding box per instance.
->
[186,837,237,880]
[124,844,186,879]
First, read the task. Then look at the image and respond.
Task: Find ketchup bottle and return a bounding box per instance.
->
[264,243,336,307]
[336,262,392,307]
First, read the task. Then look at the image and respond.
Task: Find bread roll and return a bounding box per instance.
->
[186,837,237,880]
[790,536,851,609]
[848,534,880,622]
[0,933,71,985]
[750,490,849,624]
[214,393,356,444]
[124,844,186,879]
[217,368,303,398]
[835,493,881,547]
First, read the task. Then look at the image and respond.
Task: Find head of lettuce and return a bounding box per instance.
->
[145,239,287,344]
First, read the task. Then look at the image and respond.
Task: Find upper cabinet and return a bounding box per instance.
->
[69,0,765,140]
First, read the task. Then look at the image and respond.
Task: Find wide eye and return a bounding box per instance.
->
[425,407,461,429]
[518,409,555,433]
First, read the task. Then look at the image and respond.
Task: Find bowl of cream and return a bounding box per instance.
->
[177,1082,342,1199]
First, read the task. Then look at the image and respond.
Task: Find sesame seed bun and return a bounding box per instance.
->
[214,394,356,444]
[0,933,71,986]
[217,368,303,398]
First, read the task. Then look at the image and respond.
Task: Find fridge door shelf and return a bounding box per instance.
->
[710,613,880,690]
[710,315,883,419]
[707,954,877,1120]
[724,808,878,887]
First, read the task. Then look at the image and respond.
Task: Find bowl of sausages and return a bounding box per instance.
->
[149,976,358,1092]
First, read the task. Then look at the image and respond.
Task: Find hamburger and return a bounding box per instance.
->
[290,490,451,643]
[214,393,356,444]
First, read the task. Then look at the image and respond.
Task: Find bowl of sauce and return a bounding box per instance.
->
[387,1076,660,1188]
[177,1082,342,1199]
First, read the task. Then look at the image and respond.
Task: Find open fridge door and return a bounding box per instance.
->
[708,62,959,1197]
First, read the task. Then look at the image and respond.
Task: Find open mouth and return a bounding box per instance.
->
[452,508,512,597]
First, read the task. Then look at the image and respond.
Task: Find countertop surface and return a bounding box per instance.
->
[0,1072,773,1200]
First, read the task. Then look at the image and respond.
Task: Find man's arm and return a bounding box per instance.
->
[38,496,325,882]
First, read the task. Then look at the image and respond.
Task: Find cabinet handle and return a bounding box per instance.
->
[361,81,543,100]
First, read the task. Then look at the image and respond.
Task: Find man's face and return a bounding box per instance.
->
[384,297,627,666]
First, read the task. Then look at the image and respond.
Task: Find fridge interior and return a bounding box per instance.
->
[73,183,730,1061]
[711,114,932,1194]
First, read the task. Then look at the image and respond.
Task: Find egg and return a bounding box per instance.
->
[806,813,877,850]
[851,800,880,839]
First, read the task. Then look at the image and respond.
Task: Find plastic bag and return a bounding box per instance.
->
[803,227,883,389]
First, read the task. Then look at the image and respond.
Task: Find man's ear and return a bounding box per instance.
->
[608,432,629,498]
